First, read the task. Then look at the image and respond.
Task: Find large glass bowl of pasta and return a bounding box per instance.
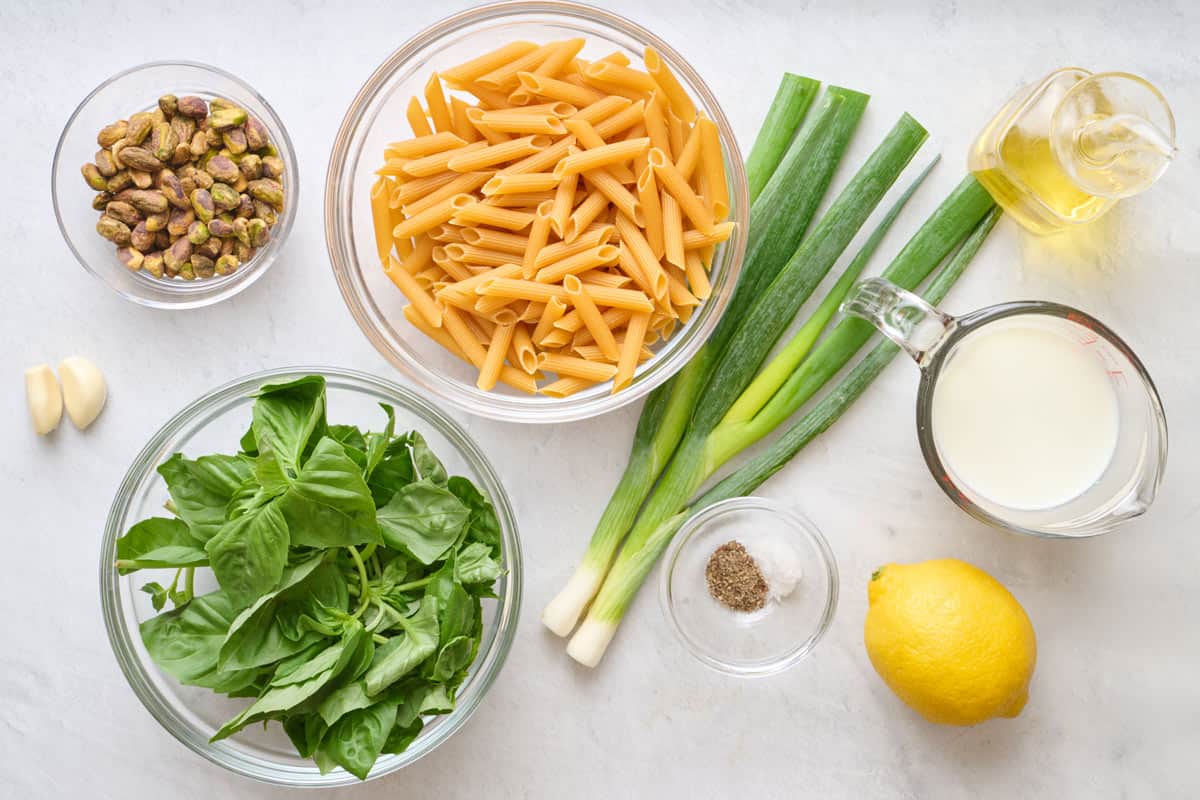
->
[100,367,522,786]
[325,0,748,423]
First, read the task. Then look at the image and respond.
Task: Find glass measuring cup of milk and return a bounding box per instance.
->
[842,278,1167,537]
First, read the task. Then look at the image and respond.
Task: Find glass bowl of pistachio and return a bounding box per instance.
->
[52,61,297,309]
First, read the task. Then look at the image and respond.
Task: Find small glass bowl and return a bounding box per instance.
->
[53,61,298,309]
[660,498,838,677]
[325,1,748,423]
[100,367,521,786]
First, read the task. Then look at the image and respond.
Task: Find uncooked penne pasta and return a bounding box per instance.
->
[482,172,561,195]
[517,72,606,107]
[407,96,433,137]
[548,172,579,236]
[570,95,633,126]
[424,73,453,133]
[636,168,665,259]
[535,244,621,283]
[562,190,610,242]
[592,99,646,139]
[442,41,539,84]
[644,47,697,123]
[393,170,461,208]
[644,92,673,158]
[532,296,568,344]
[386,131,468,160]
[534,38,586,78]
[484,191,557,208]
[537,352,618,382]
[477,322,516,391]
[534,224,615,267]
[682,221,736,249]
[451,202,535,232]
[476,110,566,136]
[554,138,650,179]
[582,169,642,225]
[613,310,652,392]
[615,213,668,299]
[539,327,573,349]
[477,42,558,91]
[370,177,396,264]
[511,324,538,373]
[449,98,480,143]
[523,200,554,278]
[393,194,474,239]
[444,243,514,267]
[564,275,620,361]
[447,135,551,172]
[462,226,528,254]
[697,116,729,218]
[403,172,491,217]
[661,191,685,269]
[649,147,714,234]
[684,251,712,300]
[465,106,511,145]
[385,254,442,328]
[584,61,658,94]
[404,141,489,178]
[539,376,599,398]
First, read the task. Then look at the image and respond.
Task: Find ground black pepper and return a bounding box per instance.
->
[705,540,768,612]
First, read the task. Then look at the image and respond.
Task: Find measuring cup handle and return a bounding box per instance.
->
[840,278,955,365]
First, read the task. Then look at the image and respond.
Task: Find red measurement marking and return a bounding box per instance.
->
[1067,311,1099,332]
[1107,369,1127,387]
[941,472,967,502]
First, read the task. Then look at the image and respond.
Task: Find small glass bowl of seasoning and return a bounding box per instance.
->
[52,61,297,309]
[659,497,838,677]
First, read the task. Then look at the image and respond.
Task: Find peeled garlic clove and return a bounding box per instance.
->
[58,356,107,430]
[25,364,63,435]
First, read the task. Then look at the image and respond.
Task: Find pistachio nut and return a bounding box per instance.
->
[116,246,144,272]
[209,97,236,112]
[150,123,178,162]
[127,112,154,146]
[144,211,168,232]
[97,121,128,148]
[104,200,141,226]
[235,242,255,262]
[220,237,236,257]
[127,189,169,215]
[170,115,195,145]
[247,217,270,247]
[205,155,239,184]
[179,176,196,195]
[246,178,283,211]
[214,254,240,276]
[189,130,208,158]
[130,170,153,189]
[190,188,215,222]
[167,207,195,236]
[210,182,240,211]
[81,163,108,191]
[178,262,196,281]
[191,254,216,279]
[158,94,178,117]
[154,230,171,250]
[143,251,165,279]
[96,215,131,245]
[208,107,248,131]
[204,128,222,149]
[232,217,251,246]
[91,192,113,211]
[236,194,254,219]
[117,146,163,173]
[238,153,262,180]
[177,96,208,119]
[261,156,284,180]
[158,171,189,209]
[187,221,210,246]
[244,117,269,151]
[191,168,214,190]
[94,150,118,178]
[197,236,222,259]
[131,221,155,251]
[207,217,235,238]
[107,170,133,192]
[253,200,277,225]
[222,127,248,155]
[163,237,193,270]
[171,143,192,166]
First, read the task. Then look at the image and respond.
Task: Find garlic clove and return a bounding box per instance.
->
[25,364,63,435]
[58,356,107,430]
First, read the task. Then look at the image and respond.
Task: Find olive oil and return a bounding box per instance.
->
[969,68,1175,235]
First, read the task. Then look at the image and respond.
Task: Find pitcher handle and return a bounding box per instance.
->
[840,278,956,365]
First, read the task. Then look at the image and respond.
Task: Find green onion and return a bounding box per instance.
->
[571,170,993,671]
[746,74,821,202]
[541,87,869,636]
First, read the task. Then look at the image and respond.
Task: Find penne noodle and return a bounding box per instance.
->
[511,324,539,373]
[615,214,668,299]
[532,295,568,344]
[435,263,522,302]
[581,169,643,225]
[449,98,480,143]
[563,275,620,361]
[682,221,736,249]
[684,251,712,300]
[458,83,515,110]
[385,254,443,328]
[398,235,435,275]
[534,244,621,283]
[444,243,515,267]
[539,376,599,398]
[393,170,460,208]
[490,279,654,312]
[385,131,468,160]
[554,305,631,334]
[661,190,686,268]
[376,157,413,177]
[644,47,697,123]
[414,266,442,289]
[537,352,618,382]
[477,322,516,391]
[534,38,587,78]
[370,177,396,264]
[403,141,488,178]
[477,42,558,91]
[576,270,631,288]
[539,328,573,349]
[534,224,615,267]
[583,61,658,93]
[644,92,673,158]
[465,106,512,145]
[592,100,646,139]
[649,148,714,234]
[406,96,433,137]
[697,115,729,218]
[451,202,535,232]
[517,72,606,107]
[570,95,633,126]
[497,134,576,175]
[484,190,557,208]
[666,107,686,158]
[429,224,466,244]
[548,171,579,236]
[675,122,704,180]
[442,41,539,84]
[613,310,651,392]
[402,171,491,216]
[562,190,610,242]
[476,109,567,135]
[482,172,561,195]
[393,194,475,239]
[462,226,528,254]
[404,303,466,360]
[666,269,700,308]
[519,301,546,322]
[636,168,665,259]
[523,200,555,278]
[447,135,551,172]
[561,119,638,183]
[473,292,515,319]
[424,73,453,133]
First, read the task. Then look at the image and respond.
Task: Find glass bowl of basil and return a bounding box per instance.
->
[99,367,521,785]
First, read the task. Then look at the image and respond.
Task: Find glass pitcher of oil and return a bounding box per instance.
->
[969,69,1176,234]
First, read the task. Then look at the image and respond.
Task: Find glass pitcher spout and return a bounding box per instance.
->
[840,278,957,366]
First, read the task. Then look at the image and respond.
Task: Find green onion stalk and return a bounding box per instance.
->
[567,176,996,667]
[542,80,868,636]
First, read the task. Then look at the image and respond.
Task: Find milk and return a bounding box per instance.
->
[930,317,1119,510]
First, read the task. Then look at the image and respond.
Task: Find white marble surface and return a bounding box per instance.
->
[3,0,1199,797]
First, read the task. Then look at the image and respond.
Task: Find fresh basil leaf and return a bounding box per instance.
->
[251,376,328,476]
[453,542,503,586]
[238,423,258,456]
[418,684,455,715]
[424,557,472,644]
[318,680,373,728]
[139,589,258,692]
[431,636,473,682]
[376,481,469,565]
[116,518,209,573]
[225,478,268,521]
[362,404,396,481]
[279,437,380,548]
[157,454,254,543]
[409,431,447,486]
[218,560,347,671]
[284,714,327,759]
[205,500,290,607]
[367,435,414,508]
[448,476,502,557]
[322,698,399,780]
[328,424,366,453]
[363,597,439,695]
[141,582,168,611]
[382,718,424,755]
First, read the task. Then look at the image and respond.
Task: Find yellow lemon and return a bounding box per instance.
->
[864,558,1036,726]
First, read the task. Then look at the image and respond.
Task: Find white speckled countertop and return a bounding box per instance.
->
[3,0,1198,796]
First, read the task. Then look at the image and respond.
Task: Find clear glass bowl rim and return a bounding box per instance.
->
[99,366,523,786]
[324,0,749,423]
[659,497,840,678]
[52,59,299,310]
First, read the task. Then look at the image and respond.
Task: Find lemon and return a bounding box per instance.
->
[864,558,1036,726]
